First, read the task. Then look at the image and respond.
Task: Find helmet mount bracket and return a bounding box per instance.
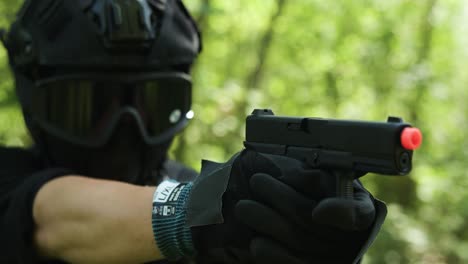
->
[85,0,166,53]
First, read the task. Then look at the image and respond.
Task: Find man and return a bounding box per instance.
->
[0,0,386,263]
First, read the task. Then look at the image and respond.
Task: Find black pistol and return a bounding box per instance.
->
[244,109,423,198]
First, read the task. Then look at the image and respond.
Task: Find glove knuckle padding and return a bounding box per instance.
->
[257,153,336,199]
[235,200,292,239]
[248,173,316,226]
[237,150,282,178]
[235,200,327,254]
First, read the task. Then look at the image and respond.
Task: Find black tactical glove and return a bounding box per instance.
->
[234,153,386,264]
[152,149,385,263]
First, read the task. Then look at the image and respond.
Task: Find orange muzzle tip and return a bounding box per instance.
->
[401,127,423,150]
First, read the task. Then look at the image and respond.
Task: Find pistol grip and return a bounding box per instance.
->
[335,171,354,199]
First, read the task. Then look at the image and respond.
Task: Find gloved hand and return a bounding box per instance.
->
[234,153,385,264]
[151,149,384,263]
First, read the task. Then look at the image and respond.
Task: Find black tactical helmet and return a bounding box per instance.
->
[1,0,202,148]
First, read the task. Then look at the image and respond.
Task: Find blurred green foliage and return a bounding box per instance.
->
[0,0,27,146]
[1,0,467,263]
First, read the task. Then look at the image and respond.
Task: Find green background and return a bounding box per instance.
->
[1,0,467,263]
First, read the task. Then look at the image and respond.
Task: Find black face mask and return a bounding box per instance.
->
[27,73,188,184]
[42,119,172,185]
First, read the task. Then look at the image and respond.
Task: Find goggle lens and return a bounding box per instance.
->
[32,73,192,146]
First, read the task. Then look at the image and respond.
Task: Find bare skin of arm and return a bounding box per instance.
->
[33,176,163,264]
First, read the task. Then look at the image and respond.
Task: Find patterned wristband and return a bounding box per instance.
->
[152,180,195,260]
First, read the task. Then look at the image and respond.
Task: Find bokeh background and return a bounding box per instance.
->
[1,0,467,263]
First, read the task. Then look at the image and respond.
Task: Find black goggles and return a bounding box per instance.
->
[32,72,192,147]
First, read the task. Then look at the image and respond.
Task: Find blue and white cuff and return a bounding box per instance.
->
[151,180,195,260]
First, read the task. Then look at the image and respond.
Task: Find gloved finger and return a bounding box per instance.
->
[235,199,301,249]
[250,237,306,264]
[225,150,283,203]
[247,173,360,245]
[235,150,283,178]
[311,182,376,231]
[260,153,334,198]
[278,167,335,199]
[242,150,337,199]
[235,200,334,254]
[249,173,316,225]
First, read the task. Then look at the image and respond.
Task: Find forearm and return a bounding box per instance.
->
[33,176,162,264]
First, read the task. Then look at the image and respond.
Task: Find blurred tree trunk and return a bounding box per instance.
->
[239,0,287,116]
[172,0,212,164]
[0,2,21,108]
[410,0,437,123]
[195,0,211,30]
[245,0,286,91]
